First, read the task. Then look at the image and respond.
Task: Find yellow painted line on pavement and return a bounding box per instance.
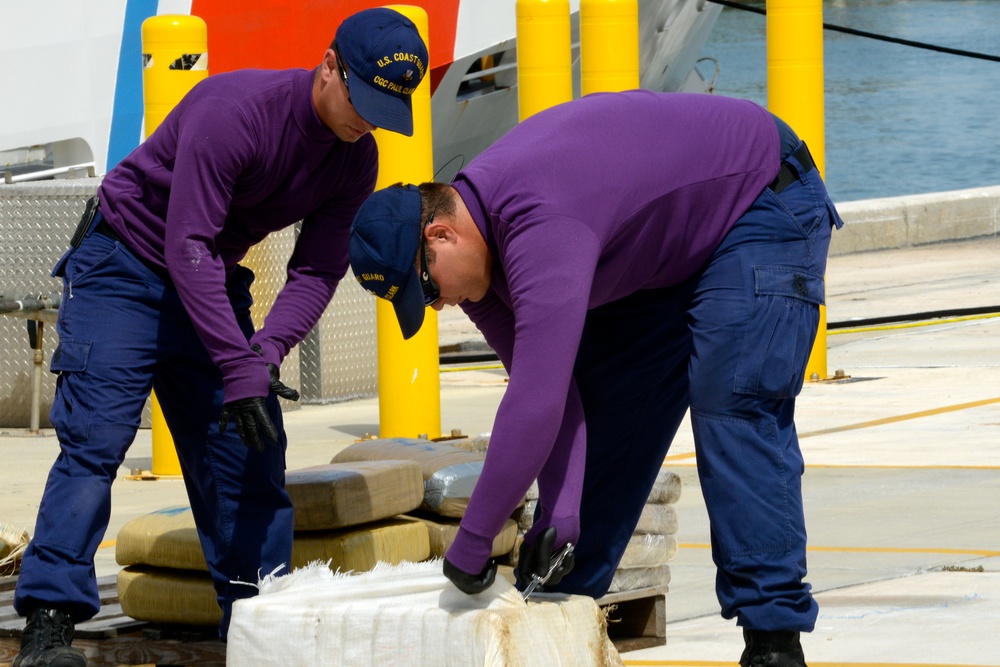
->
[663,396,1000,467]
[798,396,1000,438]
[678,543,1000,557]
[624,662,998,667]
[663,455,1000,470]
[808,463,1000,470]
[98,539,115,550]
[829,311,1000,335]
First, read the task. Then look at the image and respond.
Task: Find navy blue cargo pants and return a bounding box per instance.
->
[560,131,842,632]
[13,214,293,639]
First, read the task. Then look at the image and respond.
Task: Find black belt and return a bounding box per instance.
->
[769,142,816,194]
[93,216,171,282]
[94,218,124,244]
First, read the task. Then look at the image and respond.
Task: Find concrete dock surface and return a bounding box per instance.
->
[2,236,999,666]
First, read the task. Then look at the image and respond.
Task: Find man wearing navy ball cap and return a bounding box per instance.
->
[12,8,426,667]
[349,91,844,667]
[335,7,427,136]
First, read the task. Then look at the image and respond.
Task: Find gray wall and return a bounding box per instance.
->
[0,179,378,428]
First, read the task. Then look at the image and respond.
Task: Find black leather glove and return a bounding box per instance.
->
[251,344,300,401]
[218,396,279,452]
[443,556,497,595]
[514,526,575,592]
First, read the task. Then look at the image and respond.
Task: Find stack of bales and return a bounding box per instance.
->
[608,469,680,594]
[115,439,523,626]
[456,438,681,595]
[331,438,520,559]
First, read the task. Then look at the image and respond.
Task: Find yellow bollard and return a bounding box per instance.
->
[142,15,208,475]
[580,0,640,95]
[142,16,209,137]
[516,0,573,121]
[766,0,829,380]
[372,5,441,440]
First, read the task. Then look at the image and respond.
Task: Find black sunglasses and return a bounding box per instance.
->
[333,46,350,99]
[419,207,441,305]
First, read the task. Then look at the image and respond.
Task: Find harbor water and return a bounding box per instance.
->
[701,0,1000,203]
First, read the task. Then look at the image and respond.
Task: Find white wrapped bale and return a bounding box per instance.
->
[227,560,623,667]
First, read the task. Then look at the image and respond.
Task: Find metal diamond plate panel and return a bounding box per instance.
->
[0,179,378,428]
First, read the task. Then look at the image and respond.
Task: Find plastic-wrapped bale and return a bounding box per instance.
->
[608,565,672,594]
[0,524,29,576]
[285,460,425,530]
[331,438,491,518]
[117,507,430,574]
[408,512,518,558]
[646,469,682,505]
[515,479,540,532]
[608,534,677,594]
[634,503,678,535]
[117,566,220,626]
[618,534,677,569]
[227,560,623,667]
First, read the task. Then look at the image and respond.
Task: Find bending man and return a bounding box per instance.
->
[13,9,426,667]
[349,90,842,667]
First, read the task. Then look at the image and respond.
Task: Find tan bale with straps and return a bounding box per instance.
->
[286,460,424,530]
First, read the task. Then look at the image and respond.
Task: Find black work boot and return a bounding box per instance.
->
[740,629,807,667]
[13,608,87,667]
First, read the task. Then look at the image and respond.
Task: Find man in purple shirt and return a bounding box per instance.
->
[350,90,843,666]
[12,8,426,667]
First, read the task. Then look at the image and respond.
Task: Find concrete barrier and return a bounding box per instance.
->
[830,185,1000,256]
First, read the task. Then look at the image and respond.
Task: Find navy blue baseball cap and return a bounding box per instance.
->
[350,185,426,339]
[335,8,428,137]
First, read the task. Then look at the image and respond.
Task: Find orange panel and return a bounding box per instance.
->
[190,0,459,93]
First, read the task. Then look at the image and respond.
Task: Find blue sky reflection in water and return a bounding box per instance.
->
[700,0,1000,202]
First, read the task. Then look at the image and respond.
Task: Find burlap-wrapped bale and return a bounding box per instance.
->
[117,509,430,574]
[227,560,623,666]
[286,460,424,530]
[117,566,220,626]
[408,513,517,559]
[331,438,491,518]
[292,518,430,572]
[115,506,207,571]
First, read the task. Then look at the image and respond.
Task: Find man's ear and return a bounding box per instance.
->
[425,219,458,244]
[320,49,337,81]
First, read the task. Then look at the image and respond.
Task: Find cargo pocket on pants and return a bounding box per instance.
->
[49,336,94,441]
[733,265,824,399]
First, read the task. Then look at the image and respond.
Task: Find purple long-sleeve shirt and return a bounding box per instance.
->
[445,90,782,575]
[98,68,377,402]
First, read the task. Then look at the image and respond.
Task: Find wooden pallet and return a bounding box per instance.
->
[0,574,665,664]
[0,575,224,667]
[597,586,668,652]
